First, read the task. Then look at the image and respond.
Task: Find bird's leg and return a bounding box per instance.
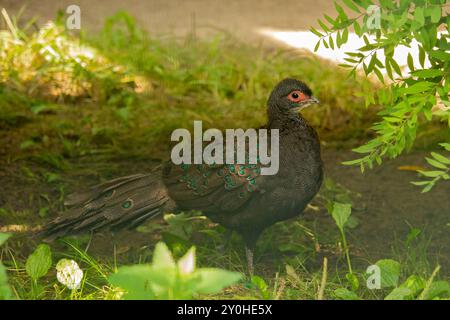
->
[245,245,255,277]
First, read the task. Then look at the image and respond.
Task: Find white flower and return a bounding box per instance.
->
[56,259,83,290]
[177,247,195,275]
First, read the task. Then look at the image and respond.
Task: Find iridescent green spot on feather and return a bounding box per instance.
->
[104,189,114,198]
[122,199,133,209]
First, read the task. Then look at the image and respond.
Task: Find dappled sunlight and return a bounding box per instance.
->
[259,29,439,75]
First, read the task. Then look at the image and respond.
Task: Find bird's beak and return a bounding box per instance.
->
[308,96,320,104]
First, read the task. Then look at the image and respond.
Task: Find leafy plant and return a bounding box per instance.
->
[412,143,450,192]
[251,275,272,299]
[26,244,52,298]
[0,9,136,103]
[0,233,12,300]
[311,1,449,191]
[108,242,242,299]
[335,259,450,300]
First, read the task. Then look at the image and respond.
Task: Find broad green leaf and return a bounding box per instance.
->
[422,281,450,300]
[414,7,425,27]
[439,143,450,152]
[152,242,175,269]
[0,233,11,246]
[385,287,413,300]
[195,269,242,294]
[25,244,52,281]
[333,288,360,300]
[399,275,426,298]
[346,272,359,291]
[375,259,401,288]
[331,202,352,231]
[0,264,11,300]
[108,265,156,300]
[426,5,441,23]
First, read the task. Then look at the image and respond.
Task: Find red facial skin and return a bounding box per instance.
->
[287,90,308,103]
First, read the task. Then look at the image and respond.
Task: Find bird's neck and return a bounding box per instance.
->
[267,109,308,131]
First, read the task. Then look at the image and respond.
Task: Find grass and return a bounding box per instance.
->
[0,11,448,300]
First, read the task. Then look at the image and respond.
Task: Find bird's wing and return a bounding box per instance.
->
[163,160,264,214]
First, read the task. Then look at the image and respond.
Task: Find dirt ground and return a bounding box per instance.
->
[1,0,337,41]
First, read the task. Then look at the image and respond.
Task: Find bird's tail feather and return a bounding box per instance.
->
[39,173,172,240]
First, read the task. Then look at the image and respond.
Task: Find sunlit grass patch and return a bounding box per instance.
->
[0,10,135,104]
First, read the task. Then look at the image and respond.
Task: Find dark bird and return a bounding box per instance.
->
[40,78,323,274]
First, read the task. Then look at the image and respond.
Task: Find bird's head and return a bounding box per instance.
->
[268,78,320,115]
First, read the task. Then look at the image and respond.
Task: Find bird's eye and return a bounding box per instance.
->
[287,90,306,103]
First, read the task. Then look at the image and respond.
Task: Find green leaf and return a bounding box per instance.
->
[310,27,323,37]
[342,0,360,13]
[373,67,385,83]
[428,50,450,62]
[334,288,360,300]
[195,269,242,295]
[375,259,401,288]
[385,287,413,300]
[411,181,430,186]
[318,19,330,32]
[0,264,11,300]
[314,40,321,52]
[346,272,359,291]
[25,244,52,281]
[418,170,445,178]
[388,57,402,76]
[342,28,349,44]
[439,143,450,152]
[426,157,448,169]
[407,53,415,72]
[401,82,434,94]
[329,36,335,50]
[152,242,175,269]
[108,265,156,300]
[367,53,377,74]
[411,69,443,78]
[331,202,352,231]
[414,7,425,27]
[419,46,426,68]
[422,281,450,300]
[427,5,441,23]
[0,233,11,246]
[399,275,426,298]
